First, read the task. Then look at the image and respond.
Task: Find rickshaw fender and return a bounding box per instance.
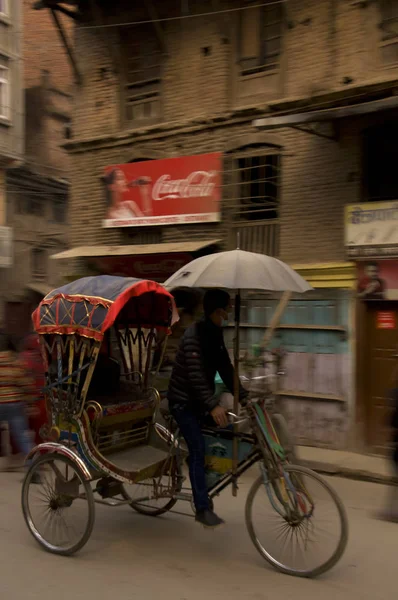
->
[25,442,92,481]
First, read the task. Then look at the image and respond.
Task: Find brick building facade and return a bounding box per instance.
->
[40,0,398,452]
[0,1,73,338]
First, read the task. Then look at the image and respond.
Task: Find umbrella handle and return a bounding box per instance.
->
[232,291,241,497]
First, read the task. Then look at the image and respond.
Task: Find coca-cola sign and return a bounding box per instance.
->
[102,153,221,228]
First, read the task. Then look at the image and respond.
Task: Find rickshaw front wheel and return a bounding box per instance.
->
[245,464,348,578]
[21,453,95,556]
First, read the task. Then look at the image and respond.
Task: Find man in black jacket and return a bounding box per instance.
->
[168,289,247,528]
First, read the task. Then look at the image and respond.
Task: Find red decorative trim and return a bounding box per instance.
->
[102,279,175,333]
[33,281,177,340]
[33,325,103,342]
[40,293,113,309]
[32,306,40,331]
[102,399,153,417]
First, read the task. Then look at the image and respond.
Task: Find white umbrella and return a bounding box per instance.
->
[164,249,312,293]
[164,249,312,494]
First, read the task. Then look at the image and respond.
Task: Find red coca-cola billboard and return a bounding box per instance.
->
[102,153,221,228]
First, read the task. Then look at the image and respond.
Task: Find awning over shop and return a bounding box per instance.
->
[253,95,398,130]
[26,283,52,297]
[51,240,222,260]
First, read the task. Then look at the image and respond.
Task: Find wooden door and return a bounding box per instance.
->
[365,303,398,454]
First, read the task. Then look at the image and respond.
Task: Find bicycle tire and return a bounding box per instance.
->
[22,453,95,556]
[245,464,348,578]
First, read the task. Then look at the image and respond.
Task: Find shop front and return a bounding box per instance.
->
[222,262,356,451]
[346,201,398,455]
[52,240,222,282]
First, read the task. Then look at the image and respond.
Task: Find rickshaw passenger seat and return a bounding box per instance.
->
[88,355,121,399]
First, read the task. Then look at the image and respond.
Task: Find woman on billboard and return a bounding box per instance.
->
[103,168,153,219]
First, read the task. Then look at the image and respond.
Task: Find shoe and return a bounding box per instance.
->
[377,510,398,523]
[195,509,225,528]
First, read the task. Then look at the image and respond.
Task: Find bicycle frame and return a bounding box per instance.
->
[153,399,290,507]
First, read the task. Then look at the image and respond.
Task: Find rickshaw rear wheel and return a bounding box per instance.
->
[120,457,182,516]
[21,453,95,556]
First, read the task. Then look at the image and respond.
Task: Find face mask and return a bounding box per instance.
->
[222,318,229,328]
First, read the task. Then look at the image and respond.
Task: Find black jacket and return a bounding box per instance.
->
[167,317,246,414]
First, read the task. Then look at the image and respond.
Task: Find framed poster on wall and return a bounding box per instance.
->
[357,260,398,301]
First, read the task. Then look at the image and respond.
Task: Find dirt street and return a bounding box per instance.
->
[0,470,396,600]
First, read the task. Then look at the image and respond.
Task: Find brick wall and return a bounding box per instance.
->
[23,0,73,94]
[64,0,392,265]
[23,1,74,177]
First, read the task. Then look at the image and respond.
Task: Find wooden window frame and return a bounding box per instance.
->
[119,26,163,128]
[0,0,9,17]
[231,147,281,222]
[31,248,47,282]
[0,64,10,121]
[52,198,67,224]
[379,0,398,67]
[238,0,283,76]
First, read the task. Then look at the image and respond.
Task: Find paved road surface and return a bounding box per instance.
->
[0,470,396,600]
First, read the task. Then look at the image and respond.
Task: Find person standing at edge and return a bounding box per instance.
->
[167,289,248,528]
[0,330,40,482]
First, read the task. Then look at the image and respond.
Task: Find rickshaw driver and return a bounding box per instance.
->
[167,289,248,528]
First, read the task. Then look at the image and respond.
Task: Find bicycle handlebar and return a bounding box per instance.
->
[226,411,249,425]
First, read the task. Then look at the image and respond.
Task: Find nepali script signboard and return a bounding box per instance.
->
[102,153,221,228]
[345,201,398,258]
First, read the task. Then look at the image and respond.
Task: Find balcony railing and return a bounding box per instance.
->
[228,219,279,256]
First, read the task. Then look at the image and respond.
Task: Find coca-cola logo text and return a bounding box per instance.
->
[152,171,218,201]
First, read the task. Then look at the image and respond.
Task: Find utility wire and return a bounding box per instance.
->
[3,1,288,34]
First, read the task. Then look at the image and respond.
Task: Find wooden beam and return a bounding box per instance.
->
[51,4,80,21]
[33,0,79,12]
[261,291,292,350]
[50,8,82,85]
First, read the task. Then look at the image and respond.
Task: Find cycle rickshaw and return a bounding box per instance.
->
[21,274,348,578]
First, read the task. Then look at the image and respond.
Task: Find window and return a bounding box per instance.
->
[234,150,280,220]
[379,0,398,65]
[0,65,10,120]
[239,0,283,75]
[15,194,44,216]
[0,1,8,16]
[53,198,67,223]
[31,248,46,282]
[363,123,398,202]
[27,195,44,217]
[120,26,162,125]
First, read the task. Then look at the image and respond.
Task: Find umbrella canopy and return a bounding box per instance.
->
[164,249,312,293]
